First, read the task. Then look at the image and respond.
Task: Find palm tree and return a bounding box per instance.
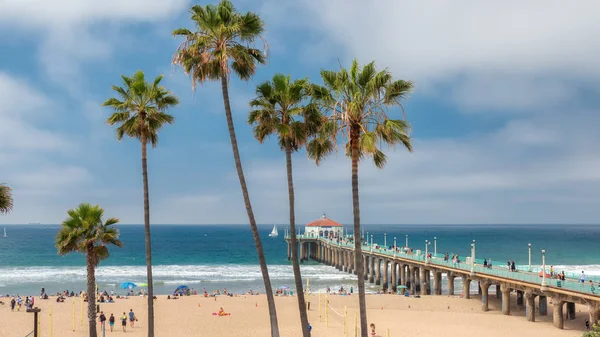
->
[103,70,179,337]
[248,74,321,337]
[56,203,123,337]
[307,59,413,337]
[172,2,280,336]
[0,184,13,214]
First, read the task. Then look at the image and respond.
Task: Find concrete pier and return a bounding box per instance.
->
[525,290,536,322]
[286,234,600,332]
[539,296,548,316]
[462,276,471,299]
[480,281,489,312]
[501,284,511,315]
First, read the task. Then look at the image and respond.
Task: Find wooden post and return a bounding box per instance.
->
[26,307,41,337]
[72,299,75,331]
[386,328,390,337]
[354,313,358,337]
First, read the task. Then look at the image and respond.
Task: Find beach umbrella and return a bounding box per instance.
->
[278,286,289,290]
[138,283,148,287]
[174,285,189,293]
[398,285,408,289]
[120,282,136,289]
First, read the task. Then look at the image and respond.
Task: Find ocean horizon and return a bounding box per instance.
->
[1,224,599,296]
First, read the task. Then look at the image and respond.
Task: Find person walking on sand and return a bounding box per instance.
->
[129,309,136,328]
[99,311,106,330]
[109,313,115,332]
[370,323,376,337]
[121,312,127,332]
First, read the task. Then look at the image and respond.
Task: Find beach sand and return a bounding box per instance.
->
[0,293,588,337]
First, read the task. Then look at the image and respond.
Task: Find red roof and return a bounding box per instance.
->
[306,214,343,227]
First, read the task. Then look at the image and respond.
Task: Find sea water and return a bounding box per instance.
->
[0,224,598,296]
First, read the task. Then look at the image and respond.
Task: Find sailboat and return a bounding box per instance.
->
[3,227,6,238]
[269,224,278,237]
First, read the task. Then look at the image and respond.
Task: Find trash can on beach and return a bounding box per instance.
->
[307,302,311,310]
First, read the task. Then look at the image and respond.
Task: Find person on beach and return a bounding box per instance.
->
[550,265,554,276]
[99,311,106,330]
[590,280,595,294]
[370,323,376,337]
[10,297,15,311]
[121,312,127,332]
[129,309,137,327]
[109,313,115,332]
[581,271,586,284]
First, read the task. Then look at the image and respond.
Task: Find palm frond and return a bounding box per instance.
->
[0,184,13,214]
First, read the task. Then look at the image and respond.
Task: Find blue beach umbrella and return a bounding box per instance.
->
[120,282,137,289]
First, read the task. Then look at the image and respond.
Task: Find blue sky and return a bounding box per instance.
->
[1,0,600,225]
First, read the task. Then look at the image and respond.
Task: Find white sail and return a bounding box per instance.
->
[269,224,278,237]
[3,227,6,238]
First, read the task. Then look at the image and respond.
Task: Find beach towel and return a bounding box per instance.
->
[212,312,231,316]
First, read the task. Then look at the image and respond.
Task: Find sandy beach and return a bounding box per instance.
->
[0,292,589,337]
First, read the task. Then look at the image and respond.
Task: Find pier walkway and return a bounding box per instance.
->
[285,234,600,330]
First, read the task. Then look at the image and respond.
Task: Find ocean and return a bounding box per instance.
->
[1,224,599,296]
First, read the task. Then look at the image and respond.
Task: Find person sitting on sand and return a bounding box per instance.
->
[217,307,230,316]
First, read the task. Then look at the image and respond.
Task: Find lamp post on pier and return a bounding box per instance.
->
[405,235,408,248]
[434,237,437,256]
[384,233,387,249]
[366,232,369,246]
[370,235,373,253]
[470,240,476,276]
[541,249,548,291]
[425,240,429,264]
[394,237,397,257]
[528,243,532,272]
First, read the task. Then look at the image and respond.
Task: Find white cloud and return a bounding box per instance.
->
[0,0,191,90]
[0,73,93,222]
[258,0,600,111]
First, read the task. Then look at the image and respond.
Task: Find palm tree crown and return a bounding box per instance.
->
[0,184,13,214]
[248,74,321,151]
[172,0,267,88]
[103,70,179,145]
[308,59,414,166]
[56,203,123,264]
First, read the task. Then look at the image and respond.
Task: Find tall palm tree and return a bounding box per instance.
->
[103,70,179,337]
[307,59,413,337]
[248,74,321,337]
[172,2,280,336]
[56,203,123,337]
[0,184,13,214]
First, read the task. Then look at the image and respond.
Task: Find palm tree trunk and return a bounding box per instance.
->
[286,146,310,337]
[86,245,98,337]
[220,75,280,337]
[351,127,367,337]
[140,124,155,337]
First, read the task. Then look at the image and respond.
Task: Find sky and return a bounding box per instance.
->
[1,0,600,225]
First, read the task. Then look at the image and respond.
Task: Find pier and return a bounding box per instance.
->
[284,223,600,330]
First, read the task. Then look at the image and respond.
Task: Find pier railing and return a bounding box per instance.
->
[286,234,599,296]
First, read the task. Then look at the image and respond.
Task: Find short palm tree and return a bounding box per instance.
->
[0,184,13,214]
[248,74,321,337]
[103,70,179,337]
[56,203,122,337]
[308,59,413,337]
[173,2,280,335]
